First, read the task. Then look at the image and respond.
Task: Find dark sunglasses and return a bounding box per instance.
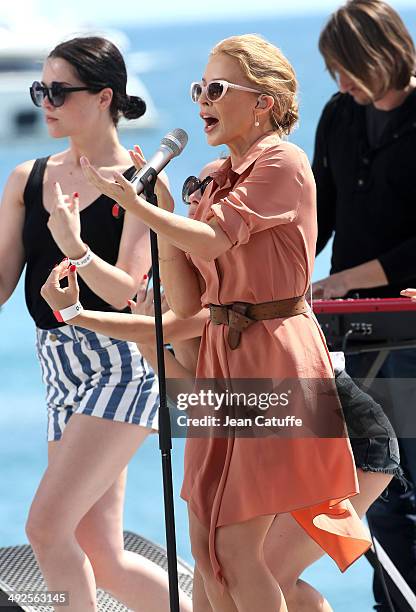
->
[29,80,98,108]
[182,175,213,204]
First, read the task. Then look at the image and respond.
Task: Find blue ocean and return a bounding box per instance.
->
[1,11,415,610]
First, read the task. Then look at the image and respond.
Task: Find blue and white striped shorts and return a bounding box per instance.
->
[36,325,159,442]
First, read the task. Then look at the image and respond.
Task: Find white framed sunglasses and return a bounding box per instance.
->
[190,80,262,103]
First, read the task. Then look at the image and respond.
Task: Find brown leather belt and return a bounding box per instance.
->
[209,296,309,350]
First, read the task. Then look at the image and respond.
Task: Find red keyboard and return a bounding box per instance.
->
[313,298,416,351]
[313,298,416,314]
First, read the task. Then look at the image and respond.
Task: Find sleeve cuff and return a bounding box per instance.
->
[209,201,250,247]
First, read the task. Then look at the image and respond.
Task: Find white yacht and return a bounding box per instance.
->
[0,24,159,141]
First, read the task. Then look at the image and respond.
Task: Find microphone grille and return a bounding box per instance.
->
[161,128,188,157]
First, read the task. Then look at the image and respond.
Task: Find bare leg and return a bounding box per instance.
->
[26,415,191,612]
[189,508,287,612]
[265,469,392,612]
[192,566,213,612]
[188,470,391,612]
[350,470,392,518]
[188,508,238,612]
[264,513,333,612]
[216,515,287,612]
[71,462,192,611]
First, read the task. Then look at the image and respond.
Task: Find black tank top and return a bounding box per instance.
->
[22,156,136,330]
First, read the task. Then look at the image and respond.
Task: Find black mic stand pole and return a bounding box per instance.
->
[140,168,180,612]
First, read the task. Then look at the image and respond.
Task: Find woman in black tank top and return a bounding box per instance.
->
[0,36,191,612]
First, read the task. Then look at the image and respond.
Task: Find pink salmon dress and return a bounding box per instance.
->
[180,133,371,584]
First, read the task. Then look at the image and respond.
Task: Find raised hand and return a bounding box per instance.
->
[40,260,80,311]
[129,145,175,212]
[80,156,139,214]
[47,183,85,258]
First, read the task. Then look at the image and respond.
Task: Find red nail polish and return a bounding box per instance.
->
[73,192,79,198]
[143,274,148,280]
[112,203,120,218]
[70,265,76,272]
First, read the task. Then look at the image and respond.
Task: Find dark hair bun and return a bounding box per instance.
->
[122,95,146,120]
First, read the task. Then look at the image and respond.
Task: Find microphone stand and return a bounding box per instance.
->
[140,168,180,612]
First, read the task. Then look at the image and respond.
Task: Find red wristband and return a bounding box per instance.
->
[53,310,64,323]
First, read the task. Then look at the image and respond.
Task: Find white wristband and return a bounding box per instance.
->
[53,301,84,323]
[69,246,93,268]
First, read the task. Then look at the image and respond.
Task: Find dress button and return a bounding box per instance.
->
[362,157,369,164]
[49,333,58,342]
[393,133,399,139]
[358,179,364,186]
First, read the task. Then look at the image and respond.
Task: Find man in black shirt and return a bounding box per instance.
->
[312,1,416,610]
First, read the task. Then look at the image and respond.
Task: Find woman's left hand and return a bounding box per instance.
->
[80,156,140,214]
[40,259,80,311]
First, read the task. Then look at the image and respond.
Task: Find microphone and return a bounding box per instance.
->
[112,128,188,218]
[132,128,188,195]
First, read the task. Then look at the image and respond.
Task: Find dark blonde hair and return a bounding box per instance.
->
[319,0,415,98]
[211,34,298,136]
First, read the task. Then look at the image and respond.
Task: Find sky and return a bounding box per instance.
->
[1,0,415,27]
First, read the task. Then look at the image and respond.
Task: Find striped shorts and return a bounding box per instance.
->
[36,325,159,442]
